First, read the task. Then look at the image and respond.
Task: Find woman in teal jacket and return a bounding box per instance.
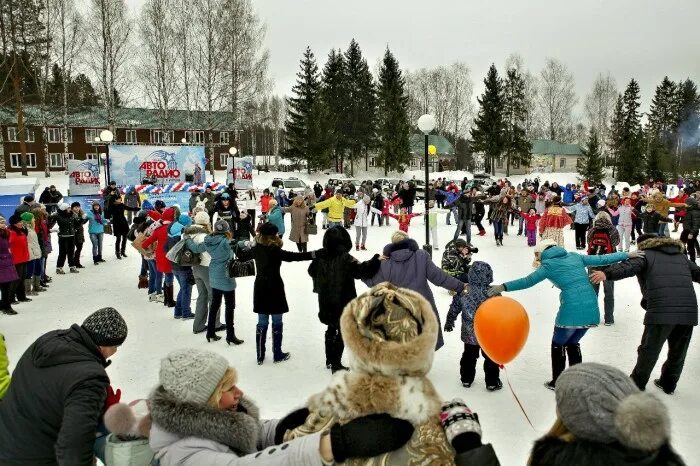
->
[267,200,285,237]
[488,239,638,390]
[186,219,243,346]
[85,202,108,264]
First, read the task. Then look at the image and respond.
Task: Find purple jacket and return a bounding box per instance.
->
[0,232,18,284]
[363,239,464,350]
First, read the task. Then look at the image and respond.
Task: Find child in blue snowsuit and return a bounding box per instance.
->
[444,261,502,391]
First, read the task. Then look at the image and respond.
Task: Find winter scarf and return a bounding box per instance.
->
[283,283,455,465]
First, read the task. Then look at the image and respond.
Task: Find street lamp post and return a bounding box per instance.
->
[417,114,436,256]
[93,129,114,186]
[229,146,238,186]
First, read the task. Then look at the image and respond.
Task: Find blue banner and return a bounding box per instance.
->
[109,144,207,187]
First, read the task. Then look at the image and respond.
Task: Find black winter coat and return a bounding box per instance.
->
[529,436,685,466]
[681,199,700,235]
[250,238,315,314]
[308,227,380,326]
[603,236,700,326]
[55,210,76,237]
[0,325,110,466]
[108,203,139,235]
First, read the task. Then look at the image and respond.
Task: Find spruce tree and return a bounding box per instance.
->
[577,129,605,185]
[376,48,410,175]
[343,39,376,175]
[616,79,644,183]
[321,49,348,172]
[502,68,530,176]
[284,47,329,173]
[470,64,505,174]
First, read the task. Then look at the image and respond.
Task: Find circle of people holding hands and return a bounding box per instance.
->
[0,174,698,465]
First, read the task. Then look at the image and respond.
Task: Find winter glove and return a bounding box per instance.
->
[330,413,414,462]
[627,250,645,260]
[104,385,122,412]
[440,399,483,454]
[487,284,505,297]
[274,407,310,445]
[444,321,455,332]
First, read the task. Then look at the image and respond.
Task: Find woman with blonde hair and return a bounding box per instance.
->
[148,348,413,465]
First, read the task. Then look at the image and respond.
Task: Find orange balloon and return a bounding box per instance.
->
[474,296,530,365]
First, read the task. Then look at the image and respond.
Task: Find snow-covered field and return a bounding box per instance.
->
[2,170,699,465]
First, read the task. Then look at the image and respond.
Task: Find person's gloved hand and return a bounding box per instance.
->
[274,407,310,444]
[627,250,646,260]
[487,284,505,297]
[104,385,121,411]
[444,321,455,332]
[440,399,483,454]
[330,413,414,462]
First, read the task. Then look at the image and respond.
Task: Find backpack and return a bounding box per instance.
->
[587,229,613,255]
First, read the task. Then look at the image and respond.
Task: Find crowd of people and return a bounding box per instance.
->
[0,173,697,465]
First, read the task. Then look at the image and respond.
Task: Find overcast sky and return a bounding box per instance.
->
[122,0,699,116]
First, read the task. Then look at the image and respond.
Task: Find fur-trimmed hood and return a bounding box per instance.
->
[340,282,437,377]
[149,386,260,455]
[638,236,685,254]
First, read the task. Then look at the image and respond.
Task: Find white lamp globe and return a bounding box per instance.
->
[417,114,436,134]
[99,129,114,142]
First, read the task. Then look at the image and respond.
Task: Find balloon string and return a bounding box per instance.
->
[501,365,536,431]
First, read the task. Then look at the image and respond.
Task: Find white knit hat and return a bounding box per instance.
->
[534,239,557,255]
[159,349,229,405]
[193,211,209,226]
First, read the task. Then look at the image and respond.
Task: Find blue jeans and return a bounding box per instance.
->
[89,233,103,257]
[552,327,588,345]
[257,313,283,326]
[147,260,163,294]
[173,270,193,317]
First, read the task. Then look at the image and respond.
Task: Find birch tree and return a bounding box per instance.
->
[537,58,578,142]
[86,0,132,128]
[139,0,179,130]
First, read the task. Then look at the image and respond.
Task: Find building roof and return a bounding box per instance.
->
[409,133,455,155]
[531,139,583,157]
[0,105,236,131]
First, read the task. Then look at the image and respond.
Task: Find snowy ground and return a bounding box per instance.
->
[2,170,699,465]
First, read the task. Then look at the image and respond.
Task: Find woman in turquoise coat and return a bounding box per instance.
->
[267,200,285,237]
[488,239,639,390]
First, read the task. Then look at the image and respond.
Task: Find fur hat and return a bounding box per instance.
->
[259,222,278,236]
[556,363,670,451]
[82,307,128,347]
[159,349,230,405]
[534,239,557,255]
[213,219,230,233]
[340,282,437,377]
[193,211,210,226]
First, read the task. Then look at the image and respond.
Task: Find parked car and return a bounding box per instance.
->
[271,177,309,197]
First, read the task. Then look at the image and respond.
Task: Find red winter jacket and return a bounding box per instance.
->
[8,227,29,264]
[141,208,174,273]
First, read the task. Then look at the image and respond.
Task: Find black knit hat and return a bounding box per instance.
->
[259,222,278,236]
[82,308,128,347]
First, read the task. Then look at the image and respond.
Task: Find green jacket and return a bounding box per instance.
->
[0,334,9,400]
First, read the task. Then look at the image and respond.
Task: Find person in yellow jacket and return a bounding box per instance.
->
[313,189,357,227]
[0,334,9,400]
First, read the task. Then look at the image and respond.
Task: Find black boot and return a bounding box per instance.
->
[565,344,582,366]
[256,324,268,365]
[545,344,567,390]
[226,327,244,345]
[272,323,290,363]
[330,332,348,373]
[324,328,335,369]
